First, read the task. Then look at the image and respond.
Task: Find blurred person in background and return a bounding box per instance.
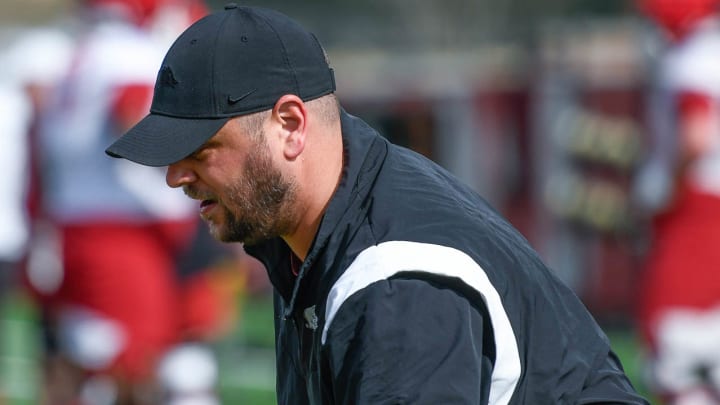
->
[23,0,234,404]
[634,0,720,403]
[0,26,73,299]
[0,79,29,302]
[0,26,73,405]
[0,28,72,305]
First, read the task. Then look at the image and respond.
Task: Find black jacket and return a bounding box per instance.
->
[246,111,648,405]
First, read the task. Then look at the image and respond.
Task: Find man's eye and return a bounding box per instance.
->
[190,148,206,161]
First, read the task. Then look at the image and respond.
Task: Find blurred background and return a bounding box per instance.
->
[1,0,718,404]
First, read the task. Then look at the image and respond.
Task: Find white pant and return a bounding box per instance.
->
[651,306,720,403]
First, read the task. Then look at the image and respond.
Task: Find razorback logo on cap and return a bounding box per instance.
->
[159,66,179,88]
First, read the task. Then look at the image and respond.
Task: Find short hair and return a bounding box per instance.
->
[306,93,340,127]
[235,93,339,138]
[236,109,270,140]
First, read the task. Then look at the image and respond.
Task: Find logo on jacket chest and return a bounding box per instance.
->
[304,305,318,330]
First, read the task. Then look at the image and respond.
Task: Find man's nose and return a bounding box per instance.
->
[166,162,196,188]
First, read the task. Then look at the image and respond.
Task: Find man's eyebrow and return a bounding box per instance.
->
[188,144,209,159]
[189,139,220,157]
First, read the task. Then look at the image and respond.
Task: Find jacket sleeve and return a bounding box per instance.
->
[322,275,495,404]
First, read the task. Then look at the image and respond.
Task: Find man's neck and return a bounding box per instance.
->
[283,123,344,261]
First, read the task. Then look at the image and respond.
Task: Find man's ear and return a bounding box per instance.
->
[273,94,307,160]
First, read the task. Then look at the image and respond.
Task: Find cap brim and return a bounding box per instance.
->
[105,113,230,167]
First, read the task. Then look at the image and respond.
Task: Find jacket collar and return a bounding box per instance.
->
[245,109,388,316]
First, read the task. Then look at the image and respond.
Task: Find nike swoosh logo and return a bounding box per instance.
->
[227,89,257,104]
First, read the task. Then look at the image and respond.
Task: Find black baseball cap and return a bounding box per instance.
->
[105,3,336,167]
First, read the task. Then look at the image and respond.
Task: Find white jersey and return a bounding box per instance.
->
[659,18,720,196]
[0,83,32,260]
[39,17,195,223]
[0,28,74,260]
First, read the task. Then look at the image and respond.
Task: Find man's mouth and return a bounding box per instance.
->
[199,199,218,217]
[184,187,219,217]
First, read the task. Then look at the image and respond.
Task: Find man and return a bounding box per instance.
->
[633,0,720,403]
[107,4,648,404]
[31,0,217,403]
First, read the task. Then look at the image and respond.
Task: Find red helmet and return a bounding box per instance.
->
[637,0,719,39]
[85,0,167,25]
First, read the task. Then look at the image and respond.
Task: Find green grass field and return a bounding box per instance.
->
[0,291,43,405]
[0,290,655,405]
[0,290,279,405]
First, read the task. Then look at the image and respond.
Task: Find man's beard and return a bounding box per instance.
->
[186,134,297,245]
[221,139,297,245]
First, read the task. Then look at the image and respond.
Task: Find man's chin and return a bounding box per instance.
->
[205,221,251,244]
[204,220,229,242]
